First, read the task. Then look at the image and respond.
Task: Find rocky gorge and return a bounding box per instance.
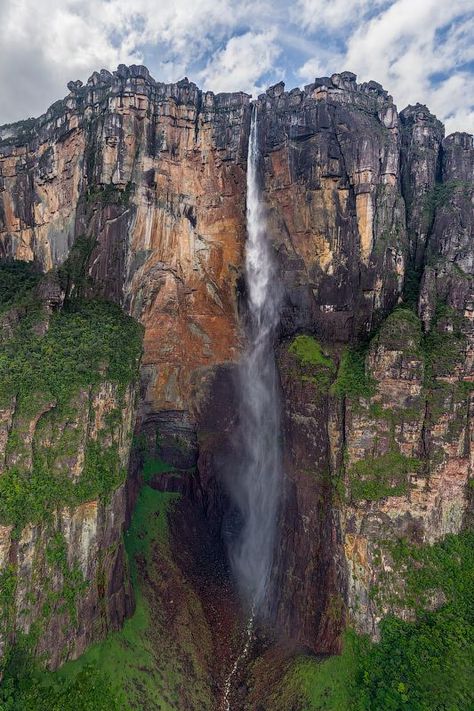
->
[0,65,472,710]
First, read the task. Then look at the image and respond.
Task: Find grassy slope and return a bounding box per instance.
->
[0,455,214,710]
[56,455,214,710]
[58,484,181,710]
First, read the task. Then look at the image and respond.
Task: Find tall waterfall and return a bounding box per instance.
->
[228,105,283,614]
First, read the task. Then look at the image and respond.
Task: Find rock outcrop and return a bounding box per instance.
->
[0,66,472,668]
[0,66,249,418]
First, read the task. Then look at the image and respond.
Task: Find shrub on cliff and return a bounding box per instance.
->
[331,348,375,399]
[349,451,421,501]
[0,262,41,314]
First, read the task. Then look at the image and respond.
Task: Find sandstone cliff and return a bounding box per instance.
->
[0,264,142,668]
[0,65,472,681]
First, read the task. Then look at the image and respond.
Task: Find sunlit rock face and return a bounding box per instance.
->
[0,68,409,416]
[0,67,249,419]
[0,66,473,659]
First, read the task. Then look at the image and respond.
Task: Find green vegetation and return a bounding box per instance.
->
[279,200,471,709]
[272,531,474,711]
[142,455,175,481]
[422,302,467,383]
[86,181,133,207]
[332,305,469,499]
[0,265,144,690]
[422,180,473,224]
[55,486,181,710]
[376,307,422,354]
[268,632,360,711]
[0,264,144,664]
[0,261,41,314]
[331,347,375,399]
[0,483,180,710]
[288,335,336,392]
[0,436,213,710]
[42,532,88,625]
[331,301,466,403]
[289,335,333,369]
[0,643,123,710]
[57,235,97,300]
[0,443,126,533]
[0,295,142,532]
[349,450,421,501]
[0,299,143,408]
[403,262,423,309]
[390,530,473,608]
[356,530,474,710]
[0,566,17,621]
[368,400,423,426]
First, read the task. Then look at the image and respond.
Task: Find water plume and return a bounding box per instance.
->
[227,104,283,615]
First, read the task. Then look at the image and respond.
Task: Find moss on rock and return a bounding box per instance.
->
[288,335,336,393]
[331,348,376,399]
[349,451,421,501]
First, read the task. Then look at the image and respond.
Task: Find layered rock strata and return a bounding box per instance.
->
[0,66,472,662]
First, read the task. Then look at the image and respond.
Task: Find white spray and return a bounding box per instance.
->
[222,102,284,711]
[228,104,283,614]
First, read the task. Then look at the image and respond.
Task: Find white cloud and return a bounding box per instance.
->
[430,73,474,135]
[297,53,345,83]
[295,0,391,31]
[0,0,472,135]
[0,0,257,123]
[199,29,281,95]
[343,0,474,132]
[296,0,474,134]
[0,0,140,123]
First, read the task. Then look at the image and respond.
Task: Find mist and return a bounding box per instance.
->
[226,105,284,615]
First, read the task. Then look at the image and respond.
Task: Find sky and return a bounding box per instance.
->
[0,0,473,134]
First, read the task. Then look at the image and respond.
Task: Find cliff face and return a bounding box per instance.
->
[0,65,248,418]
[0,65,473,668]
[341,125,473,637]
[0,268,142,668]
[256,74,405,340]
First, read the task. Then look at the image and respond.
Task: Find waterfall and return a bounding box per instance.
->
[227,104,283,614]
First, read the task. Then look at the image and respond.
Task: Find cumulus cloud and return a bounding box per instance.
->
[0,0,255,123]
[295,0,391,31]
[298,0,474,133]
[0,0,472,135]
[297,53,345,83]
[0,0,140,123]
[199,29,281,94]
